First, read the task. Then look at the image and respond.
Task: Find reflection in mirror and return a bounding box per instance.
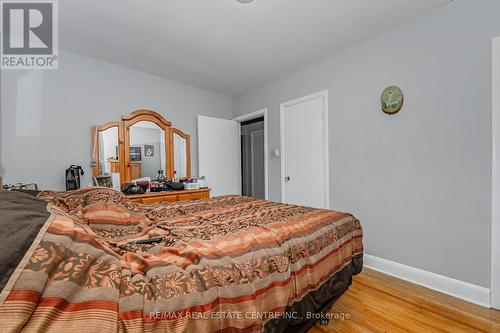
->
[129,121,165,180]
[98,127,119,175]
[173,133,187,178]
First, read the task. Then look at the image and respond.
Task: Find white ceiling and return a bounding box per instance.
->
[60,0,451,96]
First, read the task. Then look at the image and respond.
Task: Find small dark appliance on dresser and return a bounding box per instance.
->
[65,165,84,190]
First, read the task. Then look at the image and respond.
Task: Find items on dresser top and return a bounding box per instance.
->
[122,179,187,195]
[93,175,113,188]
[122,183,145,195]
[156,169,167,182]
[2,182,39,191]
[183,179,200,190]
[121,175,210,204]
[127,177,205,193]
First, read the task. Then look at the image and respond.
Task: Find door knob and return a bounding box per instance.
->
[284,176,291,182]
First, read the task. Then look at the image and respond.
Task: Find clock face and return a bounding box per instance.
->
[381,86,404,114]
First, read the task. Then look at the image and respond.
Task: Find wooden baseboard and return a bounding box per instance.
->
[364,254,491,308]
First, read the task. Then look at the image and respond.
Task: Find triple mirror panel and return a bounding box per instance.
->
[92,110,191,185]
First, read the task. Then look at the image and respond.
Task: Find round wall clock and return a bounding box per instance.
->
[381,85,404,115]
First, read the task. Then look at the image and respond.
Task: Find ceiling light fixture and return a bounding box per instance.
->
[236,0,254,3]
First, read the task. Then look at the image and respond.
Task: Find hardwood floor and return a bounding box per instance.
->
[309,268,500,333]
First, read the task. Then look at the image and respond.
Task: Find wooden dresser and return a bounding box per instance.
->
[92,110,198,203]
[127,188,210,204]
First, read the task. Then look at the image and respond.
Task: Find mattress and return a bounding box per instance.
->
[0,188,363,332]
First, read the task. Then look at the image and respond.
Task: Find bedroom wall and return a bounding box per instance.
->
[0,51,232,190]
[233,0,500,288]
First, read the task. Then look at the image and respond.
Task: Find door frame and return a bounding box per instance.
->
[280,90,330,209]
[492,36,500,309]
[233,109,269,200]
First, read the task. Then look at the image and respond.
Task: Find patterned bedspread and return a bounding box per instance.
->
[0,188,363,332]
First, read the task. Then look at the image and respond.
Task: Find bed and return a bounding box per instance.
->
[0,188,363,332]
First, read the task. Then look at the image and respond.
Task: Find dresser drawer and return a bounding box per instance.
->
[141,197,163,205]
[178,192,209,201]
[162,195,178,203]
[142,194,177,204]
[127,189,211,204]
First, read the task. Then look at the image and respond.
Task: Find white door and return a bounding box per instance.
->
[280,91,329,209]
[492,36,500,310]
[198,116,241,197]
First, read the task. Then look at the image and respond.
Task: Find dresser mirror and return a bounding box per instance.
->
[92,121,124,178]
[128,121,166,180]
[172,128,190,179]
[92,109,191,185]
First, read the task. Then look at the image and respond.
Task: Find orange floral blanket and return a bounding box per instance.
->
[0,188,363,332]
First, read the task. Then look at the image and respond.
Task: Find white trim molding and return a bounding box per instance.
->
[364,254,491,308]
[492,36,500,310]
[279,90,330,208]
[233,109,269,200]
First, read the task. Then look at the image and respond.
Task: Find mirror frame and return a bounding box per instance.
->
[92,109,191,186]
[170,128,191,179]
[91,121,125,178]
[123,110,172,183]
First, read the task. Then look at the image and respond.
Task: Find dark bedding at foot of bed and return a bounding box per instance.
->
[265,254,363,333]
[0,191,49,291]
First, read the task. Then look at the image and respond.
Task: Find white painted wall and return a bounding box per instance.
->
[233,0,500,288]
[0,51,233,189]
